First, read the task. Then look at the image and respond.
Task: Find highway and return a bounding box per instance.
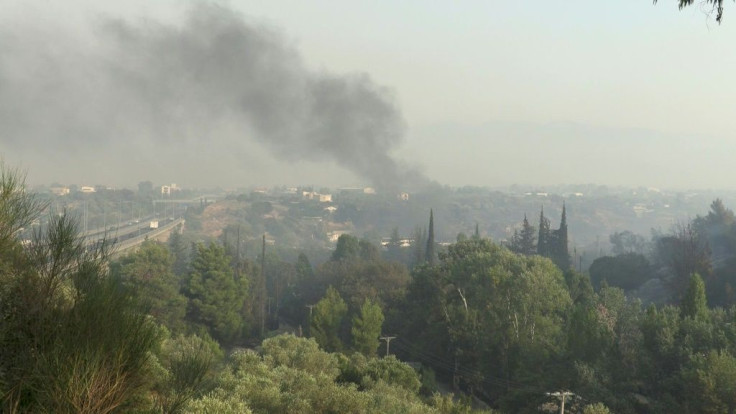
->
[84,217,184,253]
[109,218,185,255]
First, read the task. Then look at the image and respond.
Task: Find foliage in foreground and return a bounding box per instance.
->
[0,165,159,413]
[184,334,493,414]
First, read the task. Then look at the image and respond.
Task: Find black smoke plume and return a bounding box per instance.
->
[0,4,426,190]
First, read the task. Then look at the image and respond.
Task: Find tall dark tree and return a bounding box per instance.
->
[589,253,652,292]
[295,252,314,281]
[426,209,436,265]
[537,206,551,257]
[332,234,360,261]
[550,203,571,270]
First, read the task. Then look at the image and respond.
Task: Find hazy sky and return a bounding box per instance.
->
[1,1,735,190]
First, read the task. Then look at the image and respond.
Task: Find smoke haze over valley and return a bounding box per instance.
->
[1,3,424,190]
[2,0,735,190]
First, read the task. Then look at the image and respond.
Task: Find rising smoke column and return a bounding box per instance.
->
[0,3,426,190]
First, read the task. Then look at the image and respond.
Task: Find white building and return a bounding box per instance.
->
[50,187,70,196]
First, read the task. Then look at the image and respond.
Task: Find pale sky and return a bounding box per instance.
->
[1,1,735,190]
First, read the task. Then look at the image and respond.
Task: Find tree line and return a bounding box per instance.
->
[6,160,736,413]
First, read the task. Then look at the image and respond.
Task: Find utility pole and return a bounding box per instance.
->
[305,304,315,336]
[547,391,574,414]
[236,226,241,262]
[380,336,396,357]
[579,253,583,273]
[83,200,88,234]
[260,233,266,335]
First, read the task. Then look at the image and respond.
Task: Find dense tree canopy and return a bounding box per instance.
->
[185,334,488,413]
[589,253,652,291]
[11,160,736,413]
[402,238,572,410]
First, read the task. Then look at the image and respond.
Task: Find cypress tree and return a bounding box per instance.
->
[426,209,436,265]
[537,207,550,257]
[552,203,571,270]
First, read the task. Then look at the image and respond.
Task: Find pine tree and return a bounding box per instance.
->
[519,214,537,255]
[473,223,480,240]
[310,286,347,351]
[0,164,158,412]
[509,215,536,256]
[426,209,436,265]
[351,298,384,357]
[117,240,187,332]
[184,242,249,344]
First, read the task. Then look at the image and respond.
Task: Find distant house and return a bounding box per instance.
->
[80,186,96,193]
[161,184,182,196]
[50,187,70,196]
[363,187,376,195]
[327,231,349,243]
[303,191,332,202]
[398,192,410,201]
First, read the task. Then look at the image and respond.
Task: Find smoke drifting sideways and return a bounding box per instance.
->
[0,4,428,191]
